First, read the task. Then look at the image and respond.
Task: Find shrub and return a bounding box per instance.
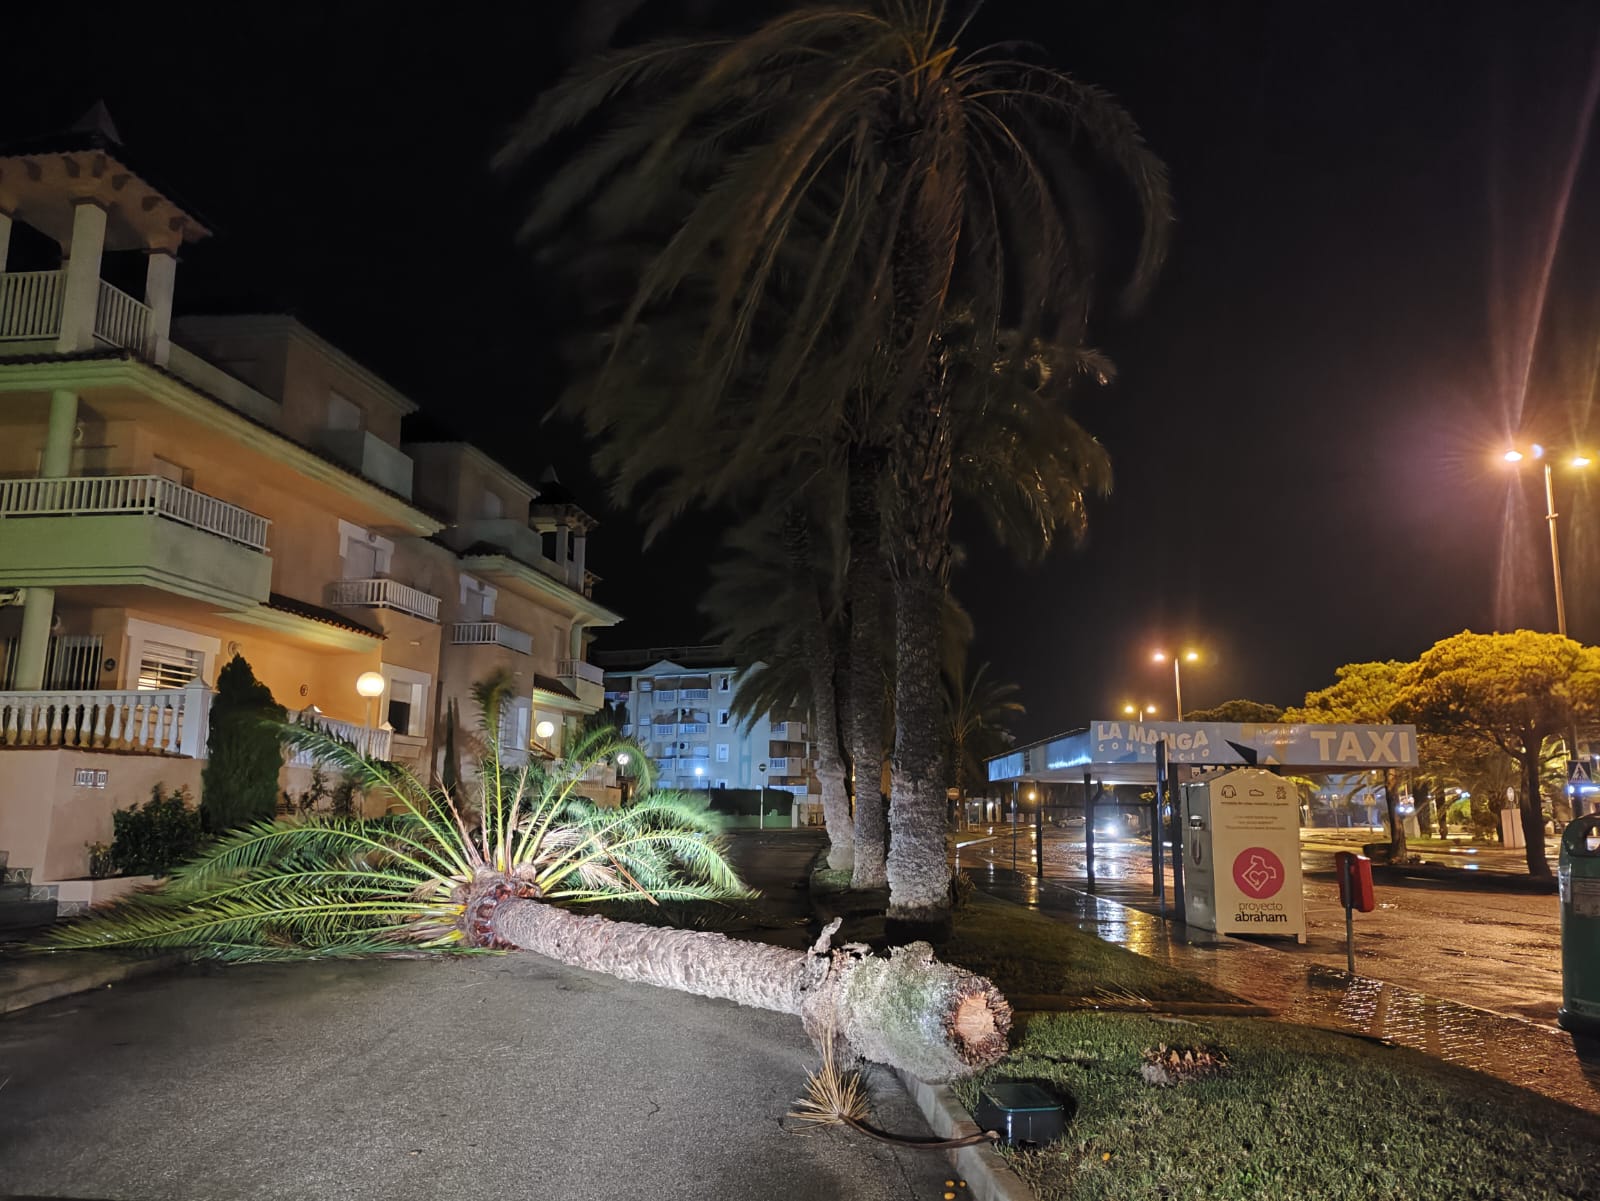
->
[202,654,285,832]
[110,785,203,877]
[86,841,115,880]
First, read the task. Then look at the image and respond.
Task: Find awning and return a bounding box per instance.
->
[988,719,1420,786]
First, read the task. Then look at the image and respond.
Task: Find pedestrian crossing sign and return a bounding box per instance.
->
[1569,761,1593,785]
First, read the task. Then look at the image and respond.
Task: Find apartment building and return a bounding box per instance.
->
[597,645,821,818]
[0,110,618,885]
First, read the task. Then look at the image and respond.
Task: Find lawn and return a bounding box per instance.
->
[937,892,1239,1007]
[954,1012,1600,1201]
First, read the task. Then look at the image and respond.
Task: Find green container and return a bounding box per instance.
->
[1558,814,1600,1036]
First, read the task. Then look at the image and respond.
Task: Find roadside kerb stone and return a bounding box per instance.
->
[0,951,183,1015]
[895,1068,1034,1201]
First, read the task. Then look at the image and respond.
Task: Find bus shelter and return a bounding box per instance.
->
[985,719,1420,910]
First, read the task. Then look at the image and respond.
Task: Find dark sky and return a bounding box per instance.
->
[9,1,1600,742]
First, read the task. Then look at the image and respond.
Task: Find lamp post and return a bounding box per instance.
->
[1123,703,1158,722]
[1503,445,1592,638]
[617,751,631,804]
[1505,444,1593,789]
[1151,650,1200,719]
[355,671,385,753]
[533,718,558,760]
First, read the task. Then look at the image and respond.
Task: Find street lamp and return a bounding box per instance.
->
[1503,443,1594,638]
[1151,650,1200,719]
[532,718,558,760]
[1123,703,1159,722]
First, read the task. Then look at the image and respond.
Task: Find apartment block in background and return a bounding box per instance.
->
[596,644,821,823]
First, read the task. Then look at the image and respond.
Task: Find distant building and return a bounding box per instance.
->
[596,645,819,811]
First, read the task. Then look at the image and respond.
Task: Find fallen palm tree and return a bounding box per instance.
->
[47,728,1009,1081]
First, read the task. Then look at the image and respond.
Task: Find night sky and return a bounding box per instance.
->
[9,2,1600,742]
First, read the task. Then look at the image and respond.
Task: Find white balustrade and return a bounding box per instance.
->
[286,709,394,766]
[0,681,211,757]
[451,622,533,654]
[0,270,65,340]
[769,757,790,773]
[0,475,271,551]
[94,279,154,356]
[557,659,604,686]
[328,578,441,622]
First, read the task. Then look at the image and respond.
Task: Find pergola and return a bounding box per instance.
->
[985,718,1420,897]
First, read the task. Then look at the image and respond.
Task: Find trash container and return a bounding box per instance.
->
[1558,814,1600,1036]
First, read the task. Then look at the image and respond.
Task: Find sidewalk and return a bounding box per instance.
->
[967,864,1600,1114]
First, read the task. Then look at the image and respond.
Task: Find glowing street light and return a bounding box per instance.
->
[1502,443,1595,638]
[1151,650,1201,719]
[1122,702,1159,721]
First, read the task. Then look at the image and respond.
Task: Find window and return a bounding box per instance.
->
[717,676,730,692]
[380,665,432,738]
[327,390,364,432]
[338,520,393,580]
[138,642,203,691]
[716,744,729,763]
[499,697,531,751]
[124,619,218,692]
[718,710,731,727]
[459,575,496,620]
[715,780,727,790]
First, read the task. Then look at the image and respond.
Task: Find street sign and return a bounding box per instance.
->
[1571,761,1593,785]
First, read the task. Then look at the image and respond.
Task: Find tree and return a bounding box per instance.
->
[201,654,285,833]
[1284,661,1410,860]
[702,506,856,871]
[1183,699,1284,724]
[506,0,1168,931]
[944,659,1023,825]
[51,728,1010,1082]
[1394,630,1600,876]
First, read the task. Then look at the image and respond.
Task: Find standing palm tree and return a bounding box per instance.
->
[702,505,855,870]
[945,658,1024,823]
[506,0,1169,929]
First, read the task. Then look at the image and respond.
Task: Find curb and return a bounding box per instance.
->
[0,952,183,1016]
[894,1069,1034,1201]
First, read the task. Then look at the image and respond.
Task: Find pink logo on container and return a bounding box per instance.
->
[1231,847,1284,899]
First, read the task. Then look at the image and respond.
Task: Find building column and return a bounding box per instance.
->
[14,390,80,689]
[144,249,177,365]
[41,389,79,477]
[55,201,107,353]
[568,621,584,663]
[0,208,13,273]
[572,532,588,583]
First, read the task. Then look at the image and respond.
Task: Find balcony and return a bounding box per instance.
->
[327,578,441,622]
[286,708,393,766]
[0,475,272,607]
[769,757,790,773]
[453,518,585,591]
[557,658,604,710]
[0,271,154,357]
[680,688,711,701]
[451,622,533,654]
[0,681,211,757]
[318,429,415,500]
[678,722,708,735]
[772,721,808,741]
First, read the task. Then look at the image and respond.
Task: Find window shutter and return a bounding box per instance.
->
[137,642,203,691]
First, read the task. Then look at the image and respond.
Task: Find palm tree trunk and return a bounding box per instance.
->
[846,444,889,889]
[886,385,955,932]
[783,508,854,871]
[484,899,1010,1082]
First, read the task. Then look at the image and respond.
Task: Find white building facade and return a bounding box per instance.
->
[599,646,817,800]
